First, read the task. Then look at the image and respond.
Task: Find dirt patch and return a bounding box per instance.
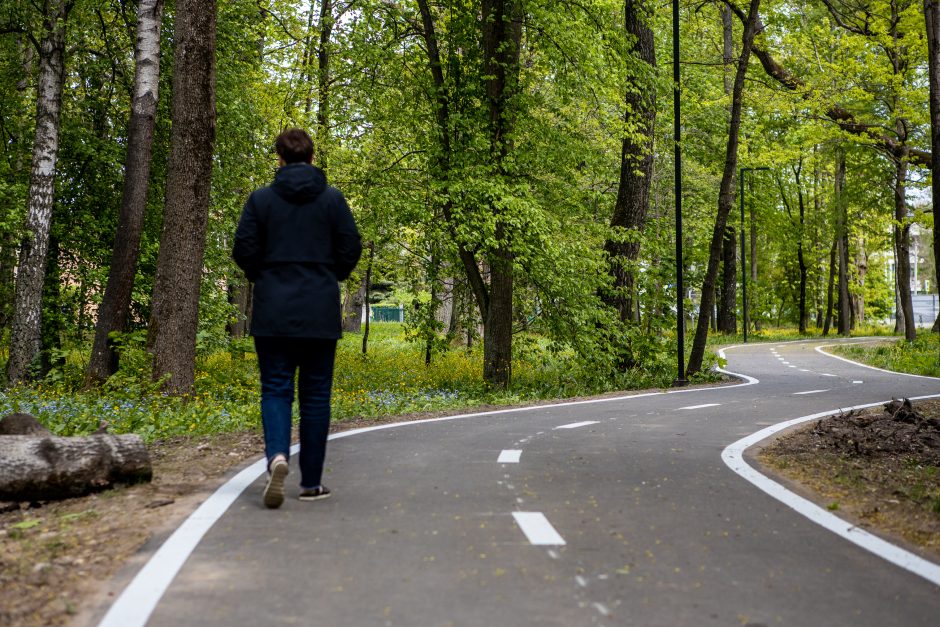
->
[0,430,265,626]
[759,399,940,557]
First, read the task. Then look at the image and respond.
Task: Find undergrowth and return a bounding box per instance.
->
[0,323,721,442]
[831,333,940,377]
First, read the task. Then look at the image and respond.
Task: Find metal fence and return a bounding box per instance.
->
[370,305,405,323]
[912,294,939,327]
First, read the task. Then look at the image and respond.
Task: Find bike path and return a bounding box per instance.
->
[98,340,940,626]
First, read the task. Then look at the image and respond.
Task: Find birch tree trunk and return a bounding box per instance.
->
[86,0,165,385]
[687,0,761,376]
[148,0,217,394]
[7,0,70,385]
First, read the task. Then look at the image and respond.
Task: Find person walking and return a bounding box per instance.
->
[233,128,361,508]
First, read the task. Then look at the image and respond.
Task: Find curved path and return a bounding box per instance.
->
[97,340,940,626]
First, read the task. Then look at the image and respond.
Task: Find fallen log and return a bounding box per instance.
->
[0,413,152,502]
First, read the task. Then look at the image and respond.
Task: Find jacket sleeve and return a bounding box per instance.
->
[232,192,264,282]
[330,190,362,281]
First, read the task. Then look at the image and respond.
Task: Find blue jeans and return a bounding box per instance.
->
[254,336,337,489]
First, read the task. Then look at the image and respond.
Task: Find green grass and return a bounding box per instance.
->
[0,323,721,442]
[706,323,897,347]
[830,333,940,377]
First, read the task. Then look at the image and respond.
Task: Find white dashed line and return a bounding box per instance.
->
[592,603,611,617]
[513,512,566,545]
[677,403,721,410]
[498,450,522,463]
[575,575,588,588]
[781,361,791,365]
[799,369,811,372]
[554,420,599,430]
[821,373,838,377]
[853,380,863,384]
[793,389,829,395]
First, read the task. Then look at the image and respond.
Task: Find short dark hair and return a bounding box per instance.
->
[274,128,314,164]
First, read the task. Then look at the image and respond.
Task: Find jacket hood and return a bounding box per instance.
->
[272,163,327,203]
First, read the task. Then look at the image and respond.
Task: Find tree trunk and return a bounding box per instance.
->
[6,0,70,385]
[894,155,916,340]
[603,0,656,326]
[361,241,375,354]
[226,280,251,338]
[854,241,867,326]
[795,163,808,334]
[342,274,365,333]
[926,0,940,333]
[40,233,63,374]
[823,240,836,335]
[86,0,165,385]
[716,4,736,334]
[315,0,333,171]
[0,433,151,501]
[480,0,523,388]
[718,226,737,333]
[0,233,15,334]
[416,0,491,365]
[147,0,217,394]
[687,0,762,376]
[777,168,808,333]
[836,152,851,337]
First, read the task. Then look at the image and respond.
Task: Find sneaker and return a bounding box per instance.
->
[298,485,331,501]
[263,457,289,509]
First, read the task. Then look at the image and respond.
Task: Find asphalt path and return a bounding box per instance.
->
[98,340,940,627]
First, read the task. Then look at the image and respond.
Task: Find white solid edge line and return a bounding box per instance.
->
[100,343,774,626]
[102,338,887,626]
[498,449,523,463]
[512,512,566,545]
[98,386,707,627]
[815,343,940,381]
[96,454,270,627]
[721,394,940,587]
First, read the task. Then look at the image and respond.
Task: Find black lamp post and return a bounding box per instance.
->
[739,166,769,342]
[673,0,687,386]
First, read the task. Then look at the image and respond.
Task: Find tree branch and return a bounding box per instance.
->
[723,1,932,169]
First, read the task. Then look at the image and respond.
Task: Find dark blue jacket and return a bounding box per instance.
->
[233,163,362,338]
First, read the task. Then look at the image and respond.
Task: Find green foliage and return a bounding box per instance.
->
[0,324,716,442]
[0,0,932,400]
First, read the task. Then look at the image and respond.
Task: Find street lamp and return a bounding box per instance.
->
[673,0,687,386]
[739,166,769,343]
